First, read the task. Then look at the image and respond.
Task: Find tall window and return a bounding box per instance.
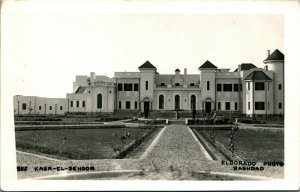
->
[218,102,221,110]
[97,94,102,108]
[255,102,265,110]
[159,95,164,109]
[248,102,250,110]
[217,84,222,91]
[235,102,238,110]
[234,84,239,92]
[70,101,73,107]
[255,82,265,90]
[223,84,232,92]
[39,106,42,110]
[134,83,139,91]
[82,101,85,107]
[248,82,250,91]
[126,101,131,109]
[207,81,210,91]
[135,101,138,109]
[145,81,148,90]
[119,101,122,109]
[278,84,282,90]
[22,103,26,110]
[190,95,196,110]
[76,101,79,107]
[278,103,282,109]
[175,95,180,110]
[60,106,63,110]
[268,83,270,90]
[49,106,52,110]
[225,102,230,110]
[118,83,123,91]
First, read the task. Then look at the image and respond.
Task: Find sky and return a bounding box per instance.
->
[3,1,284,98]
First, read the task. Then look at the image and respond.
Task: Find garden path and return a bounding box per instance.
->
[140,125,213,172]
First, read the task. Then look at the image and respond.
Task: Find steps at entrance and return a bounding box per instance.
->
[168,119,186,125]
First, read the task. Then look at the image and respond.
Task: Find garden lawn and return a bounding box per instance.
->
[210,129,284,162]
[16,128,151,159]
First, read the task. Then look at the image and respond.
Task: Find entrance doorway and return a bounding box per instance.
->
[205,102,211,113]
[191,95,196,110]
[144,101,150,118]
[175,95,180,110]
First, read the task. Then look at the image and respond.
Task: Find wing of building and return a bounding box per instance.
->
[13,49,284,117]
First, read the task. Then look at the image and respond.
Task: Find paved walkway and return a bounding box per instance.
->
[140,125,213,172]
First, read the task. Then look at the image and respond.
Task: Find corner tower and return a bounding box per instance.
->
[138,60,157,117]
[198,60,218,113]
[263,49,284,115]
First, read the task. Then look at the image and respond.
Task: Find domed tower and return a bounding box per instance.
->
[263,49,284,115]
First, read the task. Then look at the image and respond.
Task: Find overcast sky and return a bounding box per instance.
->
[4,1,284,98]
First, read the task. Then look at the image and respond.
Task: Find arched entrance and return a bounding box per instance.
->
[175,95,180,110]
[190,95,196,110]
[143,97,150,118]
[204,98,212,113]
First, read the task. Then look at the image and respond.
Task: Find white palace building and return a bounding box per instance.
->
[13,49,284,117]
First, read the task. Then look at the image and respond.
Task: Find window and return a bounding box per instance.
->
[248,82,250,91]
[146,81,148,90]
[279,103,282,109]
[135,101,138,109]
[217,84,222,91]
[160,83,166,86]
[118,83,123,91]
[207,81,210,91]
[225,102,230,110]
[39,106,41,110]
[82,101,85,107]
[119,101,122,109]
[97,94,102,108]
[223,84,232,92]
[60,106,63,110]
[255,102,265,110]
[159,95,164,109]
[124,83,133,91]
[22,103,26,110]
[218,102,221,110]
[248,102,250,110]
[268,83,270,90]
[70,101,73,107]
[234,84,239,92]
[76,101,79,107]
[190,83,195,86]
[126,101,131,109]
[134,83,139,91]
[278,84,282,90]
[255,82,265,90]
[49,106,52,110]
[235,102,238,110]
[175,83,180,86]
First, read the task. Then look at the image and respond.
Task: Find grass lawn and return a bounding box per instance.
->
[16,128,152,159]
[209,129,284,162]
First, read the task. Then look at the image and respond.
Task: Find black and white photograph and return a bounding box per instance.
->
[1,0,300,191]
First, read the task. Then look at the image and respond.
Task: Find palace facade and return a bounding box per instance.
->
[13,49,284,117]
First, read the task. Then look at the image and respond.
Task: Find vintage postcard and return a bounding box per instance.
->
[1,0,300,191]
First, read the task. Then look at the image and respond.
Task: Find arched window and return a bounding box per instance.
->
[97,94,102,108]
[159,95,164,109]
[175,95,180,110]
[191,95,196,110]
